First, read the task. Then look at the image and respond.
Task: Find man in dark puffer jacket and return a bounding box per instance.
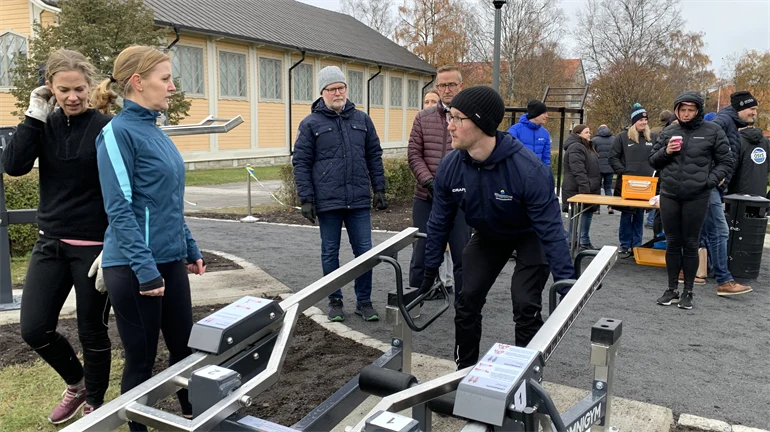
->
[408,65,472,298]
[592,124,615,214]
[650,91,734,309]
[702,91,757,296]
[293,66,388,323]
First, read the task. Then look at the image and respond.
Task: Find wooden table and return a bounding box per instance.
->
[566,194,659,258]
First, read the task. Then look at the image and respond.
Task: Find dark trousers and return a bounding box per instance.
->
[409,198,471,298]
[455,232,550,369]
[317,208,373,304]
[104,261,193,431]
[659,195,710,290]
[19,236,111,406]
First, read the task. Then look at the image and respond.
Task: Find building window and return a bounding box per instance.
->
[171,45,205,95]
[259,57,282,101]
[219,51,247,98]
[0,32,27,87]
[390,77,402,107]
[293,63,313,102]
[348,70,363,105]
[369,74,384,107]
[407,79,420,109]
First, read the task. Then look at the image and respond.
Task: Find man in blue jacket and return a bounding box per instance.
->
[507,99,551,166]
[420,86,575,369]
[293,66,388,322]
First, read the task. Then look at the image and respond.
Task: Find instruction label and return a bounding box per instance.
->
[462,343,538,394]
[196,296,270,329]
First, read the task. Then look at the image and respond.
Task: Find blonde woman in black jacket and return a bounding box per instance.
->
[649,91,733,309]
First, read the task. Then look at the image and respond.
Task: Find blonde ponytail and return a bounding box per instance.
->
[91,78,118,114]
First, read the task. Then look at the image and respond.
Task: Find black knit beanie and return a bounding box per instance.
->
[731,91,758,112]
[527,99,547,120]
[449,86,505,136]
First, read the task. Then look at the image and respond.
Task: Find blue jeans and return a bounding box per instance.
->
[702,188,732,284]
[317,208,373,304]
[619,208,644,249]
[569,207,594,245]
[600,173,614,197]
[646,209,656,226]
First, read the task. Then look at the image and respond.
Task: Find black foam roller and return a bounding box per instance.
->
[426,392,456,416]
[359,366,417,397]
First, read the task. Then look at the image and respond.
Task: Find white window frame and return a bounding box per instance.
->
[369,73,384,107]
[293,63,314,103]
[218,49,248,100]
[407,79,420,109]
[347,70,364,106]
[259,56,283,102]
[0,31,28,89]
[390,76,403,108]
[171,44,205,97]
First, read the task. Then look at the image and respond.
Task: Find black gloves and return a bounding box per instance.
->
[373,190,388,210]
[419,267,439,296]
[301,202,316,223]
[423,178,434,200]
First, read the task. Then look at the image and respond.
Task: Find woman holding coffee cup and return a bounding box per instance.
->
[649,91,733,310]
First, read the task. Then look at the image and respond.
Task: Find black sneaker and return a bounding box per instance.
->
[678,291,694,310]
[327,298,345,322]
[355,302,379,321]
[656,289,680,306]
[579,244,600,251]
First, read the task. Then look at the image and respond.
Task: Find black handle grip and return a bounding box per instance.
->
[378,255,449,332]
[549,249,603,314]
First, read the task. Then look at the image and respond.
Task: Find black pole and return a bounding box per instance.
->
[556,107,566,195]
[421,75,435,96]
[367,65,382,114]
[0,134,20,310]
[287,49,306,155]
[166,24,181,51]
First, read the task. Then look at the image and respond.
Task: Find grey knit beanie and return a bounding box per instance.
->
[317,66,346,94]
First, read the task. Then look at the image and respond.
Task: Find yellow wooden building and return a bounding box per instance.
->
[0,0,435,167]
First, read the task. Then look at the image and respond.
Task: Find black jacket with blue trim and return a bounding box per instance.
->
[292,98,386,213]
[424,132,575,281]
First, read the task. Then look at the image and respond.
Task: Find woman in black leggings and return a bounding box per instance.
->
[649,91,733,309]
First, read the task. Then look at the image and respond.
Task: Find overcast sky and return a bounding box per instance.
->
[298,0,770,76]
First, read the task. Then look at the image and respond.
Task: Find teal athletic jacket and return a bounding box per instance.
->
[96,99,202,291]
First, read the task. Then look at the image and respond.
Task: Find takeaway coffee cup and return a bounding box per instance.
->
[669,135,683,152]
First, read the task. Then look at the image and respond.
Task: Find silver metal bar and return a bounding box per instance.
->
[591,341,619,432]
[392,313,413,375]
[160,115,244,136]
[279,227,420,313]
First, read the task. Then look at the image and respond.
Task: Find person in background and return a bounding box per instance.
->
[728,126,769,197]
[647,110,676,228]
[507,99,551,166]
[2,48,112,423]
[92,45,206,431]
[650,91,733,310]
[592,124,615,214]
[423,88,440,109]
[704,112,717,122]
[609,103,656,256]
[562,125,601,250]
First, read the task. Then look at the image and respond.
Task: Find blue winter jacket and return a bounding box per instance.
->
[711,106,745,190]
[507,114,552,166]
[293,98,386,213]
[424,132,575,281]
[96,100,202,290]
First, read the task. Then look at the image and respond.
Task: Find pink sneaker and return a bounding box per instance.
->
[83,404,100,416]
[48,385,86,424]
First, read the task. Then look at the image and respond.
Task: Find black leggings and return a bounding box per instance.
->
[19,236,111,406]
[659,195,710,290]
[104,260,193,431]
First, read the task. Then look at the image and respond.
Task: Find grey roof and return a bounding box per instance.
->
[148,0,435,74]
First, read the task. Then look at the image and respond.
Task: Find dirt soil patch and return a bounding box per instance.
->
[199,249,241,272]
[188,199,415,232]
[0,303,383,427]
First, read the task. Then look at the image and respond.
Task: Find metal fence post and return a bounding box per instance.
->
[240,164,258,223]
[0,133,22,311]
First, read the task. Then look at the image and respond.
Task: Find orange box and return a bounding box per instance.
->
[633,247,666,267]
[621,175,658,201]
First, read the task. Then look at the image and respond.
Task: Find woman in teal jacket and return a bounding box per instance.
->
[92,45,204,431]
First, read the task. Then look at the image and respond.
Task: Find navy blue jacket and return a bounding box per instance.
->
[424,132,575,281]
[507,114,552,166]
[712,106,745,189]
[96,100,202,290]
[593,125,615,174]
[293,98,386,213]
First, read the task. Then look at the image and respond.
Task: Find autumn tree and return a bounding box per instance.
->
[731,50,770,129]
[341,0,395,37]
[394,0,475,67]
[10,0,190,123]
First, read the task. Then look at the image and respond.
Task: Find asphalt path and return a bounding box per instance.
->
[186,212,770,429]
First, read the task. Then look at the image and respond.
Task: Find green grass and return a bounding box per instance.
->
[11,253,29,287]
[185,165,284,186]
[0,353,128,431]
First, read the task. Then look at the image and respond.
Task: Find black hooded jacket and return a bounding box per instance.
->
[592,125,615,174]
[649,91,734,201]
[727,127,769,197]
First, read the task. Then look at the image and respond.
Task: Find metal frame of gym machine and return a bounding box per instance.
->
[63,223,621,432]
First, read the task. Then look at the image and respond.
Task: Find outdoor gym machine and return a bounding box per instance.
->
[63,226,620,432]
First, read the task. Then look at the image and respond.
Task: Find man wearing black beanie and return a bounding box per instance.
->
[507,99,552,166]
[419,86,575,369]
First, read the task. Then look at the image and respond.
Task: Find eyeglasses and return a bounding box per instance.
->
[323,85,347,94]
[436,82,460,90]
[446,113,470,127]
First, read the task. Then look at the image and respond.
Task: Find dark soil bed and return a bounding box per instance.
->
[0,303,382,427]
[187,199,415,232]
